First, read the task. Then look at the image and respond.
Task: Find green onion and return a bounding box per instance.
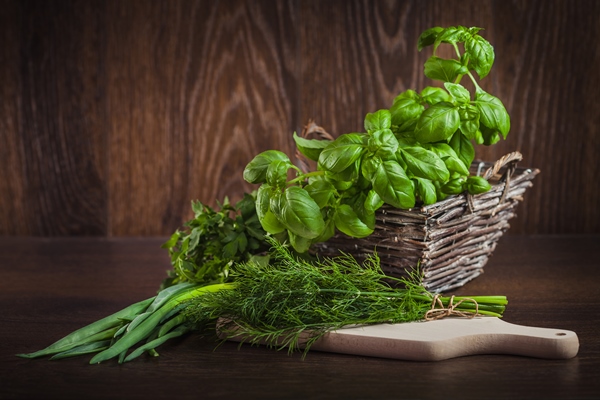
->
[17,297,155,359]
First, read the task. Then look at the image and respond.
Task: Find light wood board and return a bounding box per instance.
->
[225,317,579,361]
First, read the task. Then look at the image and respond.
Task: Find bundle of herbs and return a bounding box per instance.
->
[185,238,507,357]
[19,235,506,364]
[19,26,510,364]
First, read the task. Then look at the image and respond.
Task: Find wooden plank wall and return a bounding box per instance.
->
[1,0,598,236]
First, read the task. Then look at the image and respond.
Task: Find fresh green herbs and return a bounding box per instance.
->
[19,194,270,364]
[160,193,269,289]
[244,26,510,252]
[18,282,236,364]
[19,238,507,364]
[19,26,511,365]
[184,238,507,356]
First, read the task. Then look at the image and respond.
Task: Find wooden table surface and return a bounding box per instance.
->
[1,235,599,400]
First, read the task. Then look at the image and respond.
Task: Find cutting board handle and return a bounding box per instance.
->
[470,319,579,360]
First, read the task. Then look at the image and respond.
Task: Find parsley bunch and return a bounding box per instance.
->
[160,193,269,290]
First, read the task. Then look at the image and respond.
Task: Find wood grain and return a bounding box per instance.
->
[0,0,26,234]
[488,0,600,233]
[105,0,298,235]
[0,0,107,235]
[0,0,598,236]
[1,236,598,399]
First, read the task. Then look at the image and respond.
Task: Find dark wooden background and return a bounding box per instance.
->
[1,0,599,237]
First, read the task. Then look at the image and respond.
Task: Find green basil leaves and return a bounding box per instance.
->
[243,26,509,253]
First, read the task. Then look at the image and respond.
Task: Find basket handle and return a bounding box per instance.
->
[482,151,523,181]
[480,151,523,209]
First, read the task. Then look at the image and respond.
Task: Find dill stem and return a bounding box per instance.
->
[285,288,411,298]
[283,289,506,317]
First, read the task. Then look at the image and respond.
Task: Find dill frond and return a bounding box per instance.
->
[183,238,443,355]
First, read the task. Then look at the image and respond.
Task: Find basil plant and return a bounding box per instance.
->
[243,26,510,252]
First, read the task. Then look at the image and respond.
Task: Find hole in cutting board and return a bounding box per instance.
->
[555,332,567,336]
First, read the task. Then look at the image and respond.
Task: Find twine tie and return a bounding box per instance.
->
[424,295,479,321]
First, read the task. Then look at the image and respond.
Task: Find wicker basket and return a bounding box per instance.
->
[299,121,540,293]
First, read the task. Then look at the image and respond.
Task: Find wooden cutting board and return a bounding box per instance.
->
[224,317,579,361]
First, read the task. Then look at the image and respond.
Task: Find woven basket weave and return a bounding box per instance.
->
[299,121,540,293]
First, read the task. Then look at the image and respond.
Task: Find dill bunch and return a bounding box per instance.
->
[183,238,507,355]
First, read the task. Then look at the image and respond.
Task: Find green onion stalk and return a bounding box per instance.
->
[19,238,507,364]
[18,282,234,364]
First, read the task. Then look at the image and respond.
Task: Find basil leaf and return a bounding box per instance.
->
[475,88,510,138]
[441,176,467,195]
[400,146,450,182]
[266,160,290,188]
[458,104,480,139]
[433,181,448,201]
[424,56,464,82]
[465,34,495,79]
[293,132,331,162]
[368,128,399,159]
[356,169,372,191]
[413,177,437,205]
[480,125,501,145]
[434,26,468,49]
[255,184,271,217]
[270,186,325,239]
[427,142,458,158]
[466,26,483,36]
[415,102,460,143]
[343,191,376,230]
[417,26,443,51]
[325,171,354,191]
[288,231,312,253]
[364,109,392,132]
[390,97,424,126]
[243,150,290,184]
[427,141,470,176]
[337,161,361,184]
[371,160,415,209]
[420,86,451,105]
[304,179,336,208]
[361,155,381,182]
[474,129,484,145]
[449,131,475,168]
[312,215,336,243]
[443,155,469,176]
[466,176,492,194]
[394,89,420,101]
[318,133,365,173]
[256,185,286,234]
[444,82,471,103]
[364,189,384,213]
[394,121,418,141]
[334,204,373,238]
